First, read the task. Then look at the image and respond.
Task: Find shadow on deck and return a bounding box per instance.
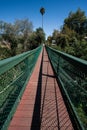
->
[31,48,74,130]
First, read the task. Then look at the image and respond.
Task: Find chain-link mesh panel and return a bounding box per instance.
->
[0,45,42,130]
[46,46,87,130]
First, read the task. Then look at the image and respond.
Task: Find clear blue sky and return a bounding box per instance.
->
[0,0,87,38]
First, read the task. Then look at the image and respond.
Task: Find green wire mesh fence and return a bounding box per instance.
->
[0,45,42,130]
[46,46,87,130]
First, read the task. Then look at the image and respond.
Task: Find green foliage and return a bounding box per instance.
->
[40,7,45,16]
[0,46,11,60]
[28,27,45,49]
[35,27,45,43]
[57,34,69,48]
[64,40,87,60]
[28,32,38,49]
[47,36,52,45]
[52,29,60,40]
[14,19,33,52]
[0,19,34,58]
[76,104,87,129]
[63,8,87,38]
[50,45,62,51]
[73,40,87,60]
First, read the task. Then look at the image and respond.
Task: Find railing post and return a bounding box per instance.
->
[57,56,60,75]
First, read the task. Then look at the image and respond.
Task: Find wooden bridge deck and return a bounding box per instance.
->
[8,47,74,130]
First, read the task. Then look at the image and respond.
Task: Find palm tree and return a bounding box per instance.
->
[40,7,45,29]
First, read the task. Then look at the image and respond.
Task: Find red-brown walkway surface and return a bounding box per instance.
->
[8,47,74,130]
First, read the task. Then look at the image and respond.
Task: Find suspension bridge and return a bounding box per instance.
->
[0,45,87,130]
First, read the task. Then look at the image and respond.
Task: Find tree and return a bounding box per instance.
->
[0,19,33,56]
[47,36,52,45]
[50,9,87,60]
[40,7,45,15]
[63,8,87,38]
[35,27,45,44]
[52,29,60,40]
[1,22,18,56]
[40,7,45,29]
[28,32,37,49]
[57,8,87,59]
[28,27,45,49]
[14,19,33,51]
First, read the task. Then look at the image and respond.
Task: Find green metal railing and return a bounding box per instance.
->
[46,46,87,130]
[0,45,42,130]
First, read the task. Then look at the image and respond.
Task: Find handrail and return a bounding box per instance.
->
[0,45,43,130]
[46,45,87,130]
[0,46,42,75]
[46,46,87,74]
